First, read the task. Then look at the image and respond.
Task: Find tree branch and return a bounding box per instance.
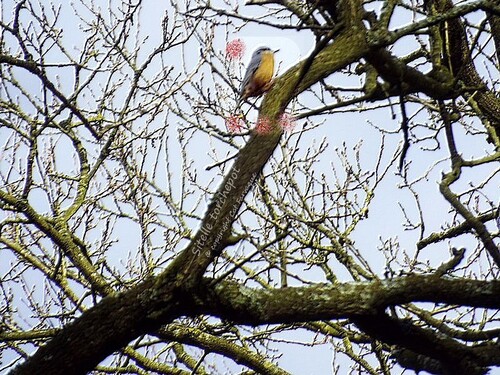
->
[198,276,500,323]
[10,274,500,374]
[0,54,100,139]
[158,324,290,375]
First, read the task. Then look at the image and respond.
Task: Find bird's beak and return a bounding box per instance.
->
[274,49,280,53]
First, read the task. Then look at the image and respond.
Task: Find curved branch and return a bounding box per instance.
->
[0,55,99,139]
[417,210,497,250]
[158,324,290,375]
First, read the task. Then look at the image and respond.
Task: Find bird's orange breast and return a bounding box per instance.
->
[253,52,274,87]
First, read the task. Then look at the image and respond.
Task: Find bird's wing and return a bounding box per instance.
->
[239,53,261,96]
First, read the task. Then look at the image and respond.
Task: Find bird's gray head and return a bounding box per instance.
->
[253,46,272,56]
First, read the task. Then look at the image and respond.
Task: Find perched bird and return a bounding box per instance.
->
[239,46,278,104]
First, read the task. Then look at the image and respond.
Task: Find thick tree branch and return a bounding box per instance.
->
[10,274,500,375]
[9,277,184,375]
[487,12,500,62]
[426,0,500,140]
[198,276,500,323]
[353,312,494,375]
[365,48,457,100]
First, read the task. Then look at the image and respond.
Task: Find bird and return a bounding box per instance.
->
[238,46,278,105]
